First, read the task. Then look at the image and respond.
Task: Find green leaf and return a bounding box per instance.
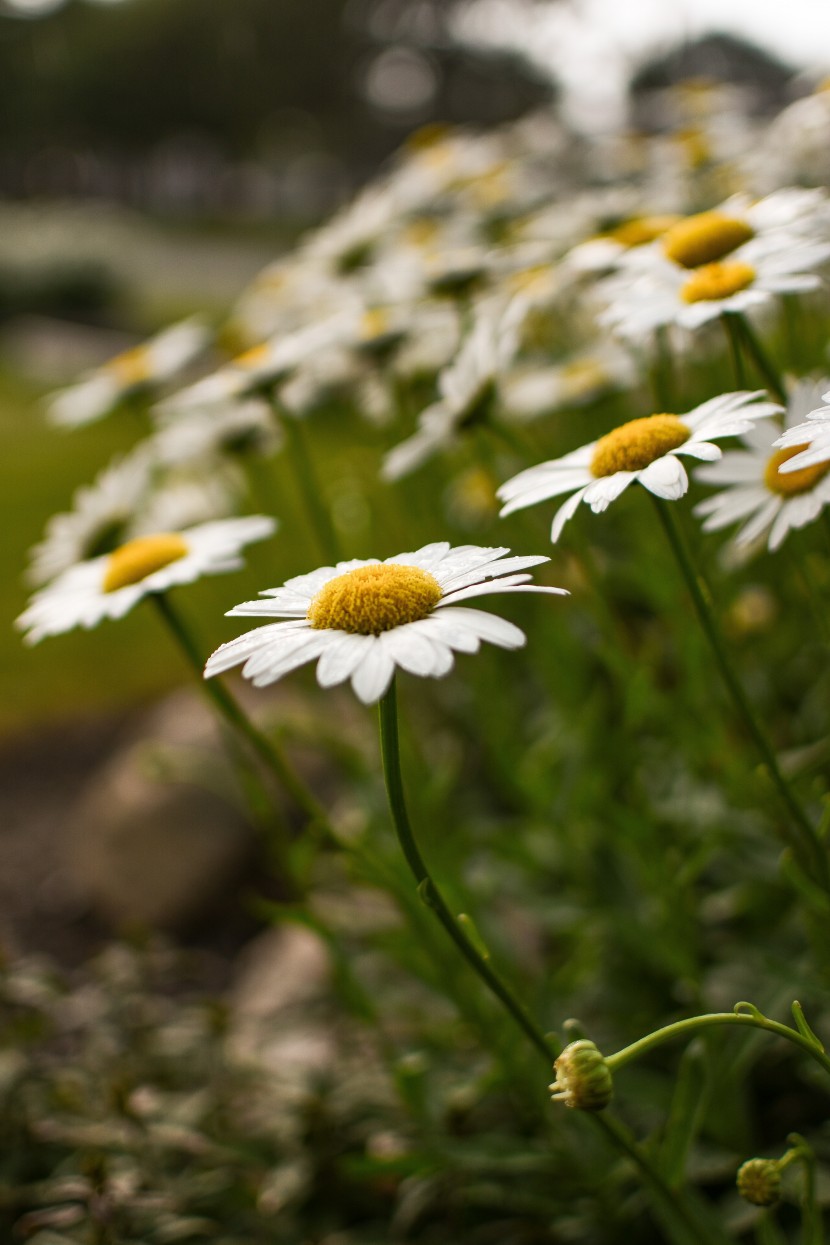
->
[658,1039,709,1189]
[792,1001,825,1053]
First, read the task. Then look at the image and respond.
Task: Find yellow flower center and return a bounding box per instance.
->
[307,564,442,635]
[560,357,609,400]
[764,444,830,496]
[606,214,681,248]
[106,345,152,388]
[233,343,270,370]
[103,534,189,593]
[361,308,391,340]
[680,260,756,304]
[404,217,442,249]
[662,212,755,268]
[590,414,690,477]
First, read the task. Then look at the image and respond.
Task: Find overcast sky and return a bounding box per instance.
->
[455,0,830,129]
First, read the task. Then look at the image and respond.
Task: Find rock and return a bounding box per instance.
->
[67,690,256,931]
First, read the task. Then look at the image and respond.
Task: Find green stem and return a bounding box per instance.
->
[733,313,787,404]
[652,496,828,890]
[607,1010,830,1081]
[153,593,328,835]
[378,678,555,1063]
[721,313,747,388]
[278,405,343,565]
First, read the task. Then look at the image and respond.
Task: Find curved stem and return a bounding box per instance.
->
[607,1011,830,1081]
[652,496,828,890]
[378,678,555,1063]
[154,593,329,835]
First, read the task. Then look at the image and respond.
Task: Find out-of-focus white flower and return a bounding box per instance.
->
[164,319,349,413]
[772,387,830,473]
[46,319,209,427]
[695,380,830,552]
[18,517,276,644]
[153,399,280,466]
[26,447,156,586]
[382,298,526,479]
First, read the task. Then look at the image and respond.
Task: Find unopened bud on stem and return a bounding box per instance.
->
[549,1040,613,1112]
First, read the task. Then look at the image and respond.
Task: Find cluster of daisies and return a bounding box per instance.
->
[17,72,830,707]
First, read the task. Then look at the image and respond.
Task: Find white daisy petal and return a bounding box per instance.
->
[315,632,374,687]
[638,455,689,500]
[551,487,589,542]
[351,641,396,704]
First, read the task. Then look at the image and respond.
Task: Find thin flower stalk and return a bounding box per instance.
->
[652,496,829,892]
[378,677,554,1063]
[154,593,329,838]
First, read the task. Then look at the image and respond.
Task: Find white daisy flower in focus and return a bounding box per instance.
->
[497,391,780,542]
[204,543,567,705]
[772,388,830,474]
[17,517,275,645]
[46,319,209,428]
[695,381,830,551]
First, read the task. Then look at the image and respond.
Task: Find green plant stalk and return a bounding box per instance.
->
[721,313,747,388]
[153,592,328,836]
[733,313,787,404]
[652,496,828,890]
[379,678,719,1245]
[606,1010,830,1080]
[378,677,553,1062]
[277,404,343,565]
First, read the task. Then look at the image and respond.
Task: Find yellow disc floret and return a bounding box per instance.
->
[107,345,153,388]
[681,261,756,304]
[606,214,681,248]
[765,443,830,495]
[590,414,690,478]
[662,211,755,268]
[308,564,442,635]
[103,534,190,593]
[233,343,271,370]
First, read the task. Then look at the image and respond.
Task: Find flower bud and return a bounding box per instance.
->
[737,1158,782,1207]
[549,1040,613,1112]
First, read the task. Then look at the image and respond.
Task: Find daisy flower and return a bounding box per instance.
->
[153,399,280,466]
[46,319,208,428]
[599,241,830,338]
[695,381,830,551]
[497,391,780,542]
[17,517,275,645]
[204,543,567,705]
[598,191,830,338]
[772,389,830,473]
[164,318,348,414]
[381,298,525,480]
[26,446,155,586]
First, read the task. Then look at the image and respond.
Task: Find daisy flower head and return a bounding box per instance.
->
[772,387,830,474]
[164,318,349,415]
[599,191,830,339]
[17,517,275,645]
[46,319,209,428]
[381,297,525,480]
[497,391,781,542]
[204,543,567,706]
[696,380,830,552]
